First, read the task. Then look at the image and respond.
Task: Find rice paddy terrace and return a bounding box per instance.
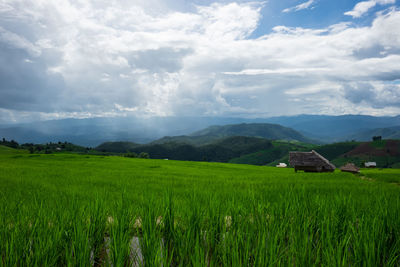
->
[1,145,400,266]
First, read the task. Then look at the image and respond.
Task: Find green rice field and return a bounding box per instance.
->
[1,145,400,266]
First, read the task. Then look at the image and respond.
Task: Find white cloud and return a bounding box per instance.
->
[0,1,400,122]
[282,0,316,13]
[344,0,396,18]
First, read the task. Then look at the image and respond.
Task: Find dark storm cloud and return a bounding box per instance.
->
[343,83,376,104]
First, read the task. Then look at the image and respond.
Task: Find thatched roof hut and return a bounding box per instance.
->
[340,163,360,174]
[289,150,335,172]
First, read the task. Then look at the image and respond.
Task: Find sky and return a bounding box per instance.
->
[0,0,400,123]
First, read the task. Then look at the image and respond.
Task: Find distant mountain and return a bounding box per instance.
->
[263,115,400,142]
[189,123,315,143]
[0,118,155,146]
[0,117,261,146]
[150,123,316,146]
[344,126,400,141]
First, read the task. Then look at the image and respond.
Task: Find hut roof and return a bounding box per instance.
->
[340,163,360,173]
[289,150,336,170]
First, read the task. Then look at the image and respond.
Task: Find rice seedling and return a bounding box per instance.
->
[1,147,400,265]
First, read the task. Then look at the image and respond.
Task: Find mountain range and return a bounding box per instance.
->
[1,115,400,146]
[2,118,399,168]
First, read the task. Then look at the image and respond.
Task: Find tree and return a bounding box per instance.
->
[124,152,138,158]
[372,136,382,141]
[10,140,19,148]
[139,152,149,159]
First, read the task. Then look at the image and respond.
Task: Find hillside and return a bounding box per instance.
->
[314,142,361,160]
[96,141,140,153]
[330,139,400,168]
[315,140,400,168]
[150,135,219,146]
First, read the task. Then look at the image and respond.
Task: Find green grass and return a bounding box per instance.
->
[361,168,400,184]
[392,162,400,168]
[228,147,286,165]
[1,145,400,266]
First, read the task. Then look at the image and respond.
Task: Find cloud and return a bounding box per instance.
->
[0,41,66,112]
[0,1,400,122]
[343,82,400,108]
[344,0,396,18]
[282,0,316,13]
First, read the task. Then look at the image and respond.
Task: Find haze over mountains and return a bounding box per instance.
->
[346,126,400,142]
[152,123,314,146]
[1,114,400,146]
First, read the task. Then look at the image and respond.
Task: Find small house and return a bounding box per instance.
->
[289,150,336,172]
[364,162,376,168]
[340,163,360,174]
[276,163,287,168]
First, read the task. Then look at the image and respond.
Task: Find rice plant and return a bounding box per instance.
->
[1,147,400,266]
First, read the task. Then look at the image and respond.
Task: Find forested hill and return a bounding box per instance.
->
[149,123,316,146]
[94,123,317,164]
